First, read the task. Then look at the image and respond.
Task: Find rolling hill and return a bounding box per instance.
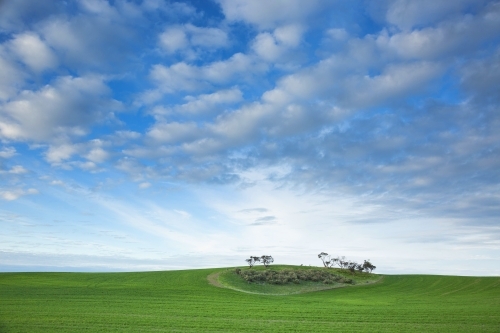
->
[1,267,499,332]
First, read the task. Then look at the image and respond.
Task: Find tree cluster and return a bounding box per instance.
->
[245,255,274,268]
[318,252,376,273]
[235,268,354,285]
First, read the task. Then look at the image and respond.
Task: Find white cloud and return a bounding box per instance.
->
[252,25,303,62]
[203,53,260,83]
[252,33,282,61]
[386,0,490,31]
[0,147,16,158]
[85,148,109,163]
[326,28,349,41]
[379,4,500,60]
[217,0,323,29]
[149,62,204,94]
[0,75,116,141]
[152,88,242,118]
[339,61,442,108]
[39,10,135,70]
[78,0,116,17]
[43,139,111,165]
[186,24,228,48]
[141,0,196,17]
[8,32,57,72]
[139,182,151,189]
[0,0,59,31]
[0,188,38,201]
[72,161,98,171]
[0,47,25,101]
[7,165,28,174]
[159,27,188,53]
[147,122,199,143]
[159,24,228,55]
[45,144,78,164]
[114,131,141,140]
[142,53,262,102]
[274,25,303,47]
[181,88,242,113]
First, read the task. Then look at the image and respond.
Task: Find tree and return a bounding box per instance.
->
[335,256,348,269]
[260,255,274,267]
[318,252,331,268]
[245,256,260,268]
[347,261,358,273]
[319,253,377,274]
[362,259,376,273]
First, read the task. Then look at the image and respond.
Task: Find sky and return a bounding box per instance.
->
[1,0,499,275]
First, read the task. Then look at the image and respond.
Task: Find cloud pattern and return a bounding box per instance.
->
[1,0,499,274]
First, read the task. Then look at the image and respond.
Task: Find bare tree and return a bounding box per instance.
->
[335,256,348,269]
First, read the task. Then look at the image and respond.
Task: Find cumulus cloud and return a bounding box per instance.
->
[151,88,242,119]
[159,24,228,54]
[159,26,188,53]
[140,53,263,103]
[386,0,491,31]
[147,122,199,144]
[2,0,500,274]
[0,165,28,174]
[216,0,324,29]
[251,25,304,62]
[0,75,117,142]
[44,144,79,164]
[379,3,500,60]
[8,32,57,72]
[0,47,25,101]
[39,10,136,70]
[0,0,60,31]
[44,139,111,166]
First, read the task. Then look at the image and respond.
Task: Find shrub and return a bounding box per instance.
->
[237,268,354,285]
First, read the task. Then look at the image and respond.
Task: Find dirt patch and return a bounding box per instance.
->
[207,271,224,288]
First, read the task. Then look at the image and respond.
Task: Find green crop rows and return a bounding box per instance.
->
[1,266,499,332]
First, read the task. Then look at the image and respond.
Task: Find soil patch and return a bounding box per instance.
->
[207,271,224,288]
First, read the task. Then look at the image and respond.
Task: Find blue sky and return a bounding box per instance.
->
[1,0,500,275]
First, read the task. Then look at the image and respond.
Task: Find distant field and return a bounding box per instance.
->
[1,267,499,332]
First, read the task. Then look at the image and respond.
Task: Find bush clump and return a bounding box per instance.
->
[235,268,354,285]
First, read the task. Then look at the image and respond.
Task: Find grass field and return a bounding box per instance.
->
[1,266,499,332]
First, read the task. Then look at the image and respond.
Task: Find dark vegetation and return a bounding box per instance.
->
[245,255,274,268]
[318,252,376,273]
[235,268,354,285]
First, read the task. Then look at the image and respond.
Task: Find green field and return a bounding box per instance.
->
[1,266,499,332]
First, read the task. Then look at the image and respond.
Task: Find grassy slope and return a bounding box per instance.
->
[0,268,499,332]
